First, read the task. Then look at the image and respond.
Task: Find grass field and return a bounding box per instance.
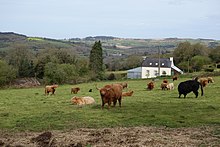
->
[0,77,220,132]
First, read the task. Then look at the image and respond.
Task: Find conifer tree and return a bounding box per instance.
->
[89,41,104,79]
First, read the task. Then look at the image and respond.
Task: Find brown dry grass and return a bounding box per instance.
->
[0,126,219,147]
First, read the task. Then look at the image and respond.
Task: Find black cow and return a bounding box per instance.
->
[178,78,203,98]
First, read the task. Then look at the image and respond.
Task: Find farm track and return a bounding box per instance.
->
[0,126,219,147]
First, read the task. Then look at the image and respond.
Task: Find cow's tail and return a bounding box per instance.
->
[200,83,204,96]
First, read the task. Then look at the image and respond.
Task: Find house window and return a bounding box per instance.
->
[149,63,152,65]
[155,63,158,65]
[154,70,158,76]
[162,63,165,66]
[162,71,167,76]
[146,70,150,77]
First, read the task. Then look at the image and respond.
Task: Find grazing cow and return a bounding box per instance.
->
[147,81,154,90]
[71,96,95,106]
[45,84,58,95]
[207,77,214,83]
[71,87,80,94]
[178,78,203,98]
[198,78,209,88]
[98,84,123,109]
[198,77,214,88]
[166,83,174,90]
[119,82,128,89]
[122,90,134,97]
[172,75,178,81]
[161,83,168,90]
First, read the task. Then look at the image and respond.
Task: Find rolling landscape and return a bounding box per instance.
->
[0,32,220,146]
[1,32,220,58]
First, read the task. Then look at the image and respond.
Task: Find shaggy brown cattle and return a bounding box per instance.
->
[197,77,214,88]
[147,81,154,90]
[71,96,95,105]
[71,87,80,94]
[172,75,178,81]
[98,84,123,109]
[122,90,134,97]
[161,83,168,90]
[207,77,214,83]
[45,84,58,95]
[119,82,128,89]
[163,79,168,83]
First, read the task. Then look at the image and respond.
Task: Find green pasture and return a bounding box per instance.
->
[0,77,220,131]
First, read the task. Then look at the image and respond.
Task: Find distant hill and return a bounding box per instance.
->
[1,32,220,58]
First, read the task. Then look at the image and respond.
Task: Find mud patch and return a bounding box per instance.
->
[0,126,219,146]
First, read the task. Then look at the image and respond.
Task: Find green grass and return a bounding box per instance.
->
[0,77,220,131]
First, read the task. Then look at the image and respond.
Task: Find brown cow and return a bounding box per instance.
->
[163,79,168,83]
[161,83,168,90]
[147,81,154,90]
[198,78,209,87]
[71,87,80,94]
[122,90,134,97]
[98,84,123,109]
[172,75,178,81]
[45,84,58,95]
[207,77,214,83]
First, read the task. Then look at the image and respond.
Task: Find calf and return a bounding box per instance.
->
[147,81,154,90]
[178,78,203,98]
[161,83,168,90]
[172,75,178,81]
[71,87,80,94]
[45,84,58,95]
[122,90,134,97]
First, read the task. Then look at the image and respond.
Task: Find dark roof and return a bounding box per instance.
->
[141,58,171,68]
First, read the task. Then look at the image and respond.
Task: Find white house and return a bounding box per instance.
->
[127,57,183,79]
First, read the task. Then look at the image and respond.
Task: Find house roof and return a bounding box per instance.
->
[127,67,142,72]
[171,65,184,74]
[141,58,171,68]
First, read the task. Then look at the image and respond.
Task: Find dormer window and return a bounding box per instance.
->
[149,63,152,65]
[162,63,165,66]
[155,63,158,65]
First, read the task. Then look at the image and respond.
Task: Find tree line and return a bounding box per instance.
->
[0,41,219,87]
[173,42,220,72]
[0,41,104,86]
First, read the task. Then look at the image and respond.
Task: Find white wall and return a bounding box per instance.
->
[141,67,171,78]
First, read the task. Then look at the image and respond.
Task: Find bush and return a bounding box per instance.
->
[0,60,17,87]
[108,73,116,80]
[204,68,214,72]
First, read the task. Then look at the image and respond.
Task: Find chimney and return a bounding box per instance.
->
[170,57,174,66]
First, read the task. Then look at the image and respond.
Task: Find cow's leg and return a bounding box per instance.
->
[101,99,105,109]
[178,93,181,98]
[113,100,117,107]
[193,91,198,98]
[108,100,111,109]
[184,94,186,98]
[118,97,122,107]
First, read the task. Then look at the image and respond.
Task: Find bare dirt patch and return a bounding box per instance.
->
[0,126,219,147]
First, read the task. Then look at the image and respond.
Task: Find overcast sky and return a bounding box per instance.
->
[1,0,220,39]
